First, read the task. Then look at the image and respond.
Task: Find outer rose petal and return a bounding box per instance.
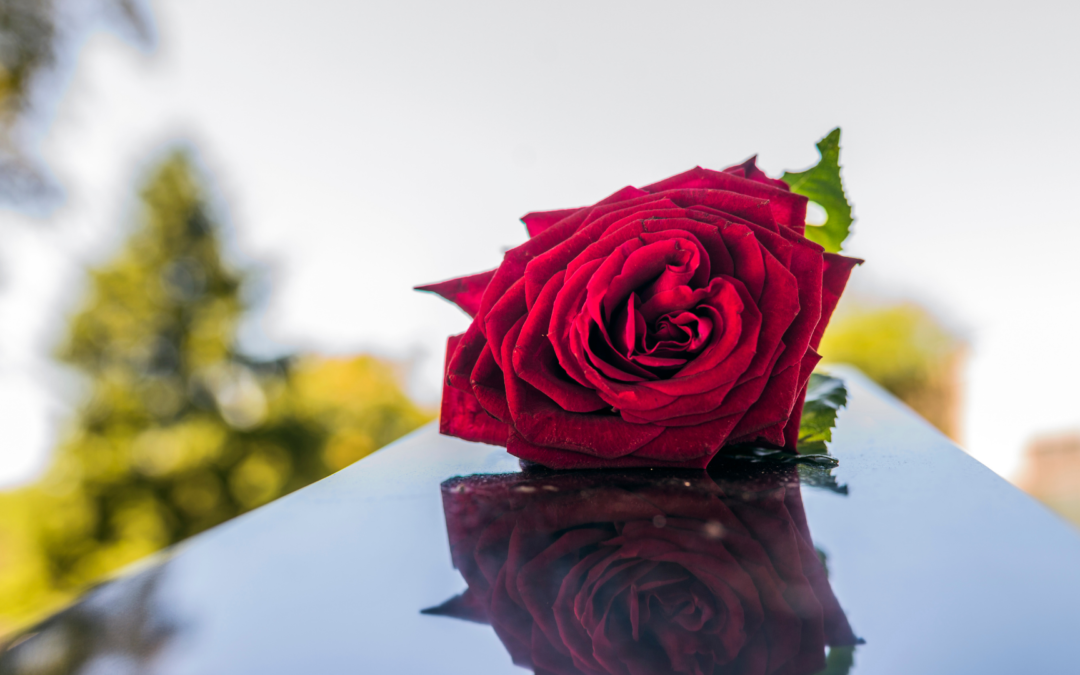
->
[725,360,804,446]
[643,166,808,234]
[502,316,665,458]
[513,271,607,413]
[629,416,744,464]
[521,208,581,238]
[415,269,496,318]
[779,348,824,449]
[440,334,509,446]
[470,343,512,423]
[812,253,862,350]
[447,320,487,395]
[722,155,792,192]
[771,230,824,373]
[525,197,676,306]
[508,432,718,470]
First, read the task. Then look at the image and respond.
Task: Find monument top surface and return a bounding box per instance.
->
[3,371,1079,675]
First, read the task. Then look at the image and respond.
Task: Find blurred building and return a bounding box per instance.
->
[1014,432,1080,526]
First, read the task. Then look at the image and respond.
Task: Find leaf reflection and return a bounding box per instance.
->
[424,466,861,675]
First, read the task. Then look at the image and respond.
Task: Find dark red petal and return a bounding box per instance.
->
[587,235,711,332]
[641,282,743,369]
[772,230,824,374]
[584,236,647,328]
[471,343,511,423]
[512,271,607,413]
[627,416,743,464]
[506,431,716,469]
[718,222,767,302]
[447,320,487,394]
[581,333,653,383]
[780,348,823,449]
[738,219,794,269]
[653,188,778,231]
[439,335,509,446]
[722,155,792,191]
[726,361,805,445]
[636,215,735,278]
[593,185,652,209]
[476,217,582,332]
[636,278,760,398]
[520,208,582,238]
[550,258,604,389]
[642,166,808,233]
[579,320,656,382]
[502,317,665,458]
[811,254,862,350]
[622,346,781,427]
[484,278,527,370]
[563,208,704,283]
[729,239,800,385]
[524,198,676,306]
[414,269,497,318]
[639,339,785,427]
[623,231,710,300]
[573,318,679,410]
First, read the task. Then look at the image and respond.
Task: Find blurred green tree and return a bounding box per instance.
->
[0,151,432,631]
[818,300,966,441]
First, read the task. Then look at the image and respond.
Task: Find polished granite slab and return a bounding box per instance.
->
[3,370,1080,675]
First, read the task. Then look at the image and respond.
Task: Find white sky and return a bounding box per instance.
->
[1,0,1078,486]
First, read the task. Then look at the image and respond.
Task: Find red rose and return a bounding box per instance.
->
[424,468,860,675]
[420,160,860,469]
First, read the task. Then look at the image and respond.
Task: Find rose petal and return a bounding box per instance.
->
[521,208,583,238]
[722,156,792,192]
[507,431,723,469]
[771,231,824,373]
[502,317,665,457]
[778,348,823,450]
[415,269,496,318]
[447,320,488,394]
[643,166,808,233]
[627,416,743,464]
[525,199,678,306]
[725,361,804,446]
[485,278,527,370]
[513,271,607,413]
[440,334,509,446]
[654,188,778,232]
[471,343,512,423]
[550,258,605,390]
[811,253,862,350]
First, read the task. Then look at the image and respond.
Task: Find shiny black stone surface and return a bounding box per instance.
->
[3,371,1080,674]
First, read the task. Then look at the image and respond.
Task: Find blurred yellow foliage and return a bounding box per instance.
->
[0,151,433,636]
[292,356,431,471]
[819,300,966,440]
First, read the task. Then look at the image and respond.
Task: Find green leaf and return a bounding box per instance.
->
[798,373,848,454]
[781,128,853,253]
[815,646,857,675]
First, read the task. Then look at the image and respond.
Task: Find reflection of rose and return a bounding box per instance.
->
[420,161,860,469]
[425,469,858,675]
